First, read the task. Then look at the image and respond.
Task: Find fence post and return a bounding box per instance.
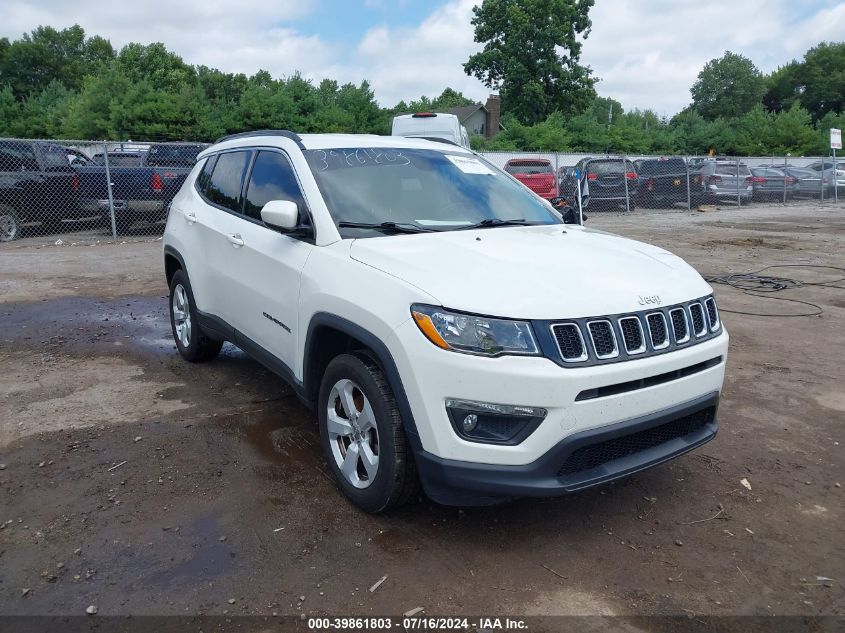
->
[736,159,741,207]
[686,160,691,211]
[783,155,787,204]
[622,155,631,213]
[102,142,117,240]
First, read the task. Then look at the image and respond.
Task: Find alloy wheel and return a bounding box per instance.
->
[326,378,380,489]
[172,284,192,348]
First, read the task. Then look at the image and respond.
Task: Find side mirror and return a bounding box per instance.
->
[558,205,585,225]
[261,200,299,231]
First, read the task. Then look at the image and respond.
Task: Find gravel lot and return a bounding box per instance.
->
[0,202,843,623]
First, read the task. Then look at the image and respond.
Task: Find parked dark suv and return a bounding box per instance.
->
[559,157,639,210]
[0,140,81,241]
[635,158,701,208]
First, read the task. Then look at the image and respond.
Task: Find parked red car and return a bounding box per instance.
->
[503,158,557,200]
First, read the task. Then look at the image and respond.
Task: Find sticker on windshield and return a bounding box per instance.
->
[446,154,493,175]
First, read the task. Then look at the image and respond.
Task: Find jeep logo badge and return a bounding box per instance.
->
[638,295,661,306]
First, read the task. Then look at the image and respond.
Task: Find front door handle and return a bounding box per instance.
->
[227,233,244,248]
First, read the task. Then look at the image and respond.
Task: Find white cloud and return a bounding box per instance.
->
[1,0,842,114]
[583,0,845,116]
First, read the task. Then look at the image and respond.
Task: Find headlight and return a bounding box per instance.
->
[410,304,539,356]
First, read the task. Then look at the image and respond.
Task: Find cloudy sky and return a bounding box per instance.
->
[2,0,844,115]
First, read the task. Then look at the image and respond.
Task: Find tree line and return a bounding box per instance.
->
[0,21,843,157]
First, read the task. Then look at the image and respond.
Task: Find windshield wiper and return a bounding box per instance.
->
[455,218,530,231]
[337,221,435,234]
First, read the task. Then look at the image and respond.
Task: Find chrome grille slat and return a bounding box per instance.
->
[646,312,669,350]
[587,320,618,359]
[705,297,720,331]
[669,308,690,344]
[618,316,645,354]
[689,302,707,337]
[551,323,588,362]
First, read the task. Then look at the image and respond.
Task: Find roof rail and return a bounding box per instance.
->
[416,136,460,147]
[214,129,305,149]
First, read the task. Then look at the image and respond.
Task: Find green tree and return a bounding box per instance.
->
[691,51,765,120]
[464,0,596,124]
[764,62,801,112]
[13,80,74,137]
[117,43,195,93]
[769,103,817,155]
[0,85,20,135]
[798,42,845,121]
[0,25,114,97]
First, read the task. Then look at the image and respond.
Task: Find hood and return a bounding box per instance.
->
[349,225,711,319]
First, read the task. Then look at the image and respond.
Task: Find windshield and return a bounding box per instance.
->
[305,148,560,237]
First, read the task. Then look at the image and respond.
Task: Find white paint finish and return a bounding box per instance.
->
[165,132,728,468]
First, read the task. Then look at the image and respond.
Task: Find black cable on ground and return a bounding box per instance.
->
[703,264,845,317]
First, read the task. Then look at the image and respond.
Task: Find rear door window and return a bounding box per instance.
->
[205,151,251,212]
[242,151,308,222]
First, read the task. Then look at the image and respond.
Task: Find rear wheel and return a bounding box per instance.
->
[318,353,419,513]
[0,205,21,242]
[168,269,223,362]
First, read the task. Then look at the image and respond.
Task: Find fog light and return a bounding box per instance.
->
[446,399,547,445]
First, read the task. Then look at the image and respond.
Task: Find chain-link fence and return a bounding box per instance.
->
[480,151,843,215]
[0,137,842,246]
[0,138,207,245]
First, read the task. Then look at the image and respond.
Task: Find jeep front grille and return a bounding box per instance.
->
[546,295,720,365]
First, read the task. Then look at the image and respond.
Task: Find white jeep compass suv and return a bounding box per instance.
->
[162,130,728,512]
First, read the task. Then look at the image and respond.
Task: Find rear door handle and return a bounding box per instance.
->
[184,210,196,224]
[228,233,244,248]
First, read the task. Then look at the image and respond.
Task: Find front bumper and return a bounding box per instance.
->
[416,392,718,505]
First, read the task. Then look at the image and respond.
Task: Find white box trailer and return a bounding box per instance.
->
[391,112,470,148]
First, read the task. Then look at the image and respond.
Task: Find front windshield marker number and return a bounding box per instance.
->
[446,154,494,175]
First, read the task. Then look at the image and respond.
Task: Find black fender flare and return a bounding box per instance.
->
[303,313,423,452]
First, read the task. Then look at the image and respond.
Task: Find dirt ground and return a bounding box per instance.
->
[0,202,843,624]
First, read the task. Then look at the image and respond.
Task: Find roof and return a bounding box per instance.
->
[199,133,474,159]
[445,104,484,122]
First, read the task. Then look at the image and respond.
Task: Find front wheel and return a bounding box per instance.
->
[168,269,223,362]
[0,205,21,242]
[318,353,419,513]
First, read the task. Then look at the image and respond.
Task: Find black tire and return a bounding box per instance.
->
[318,353,419,513]
[0,204,21,242]
[168,269,223,362]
